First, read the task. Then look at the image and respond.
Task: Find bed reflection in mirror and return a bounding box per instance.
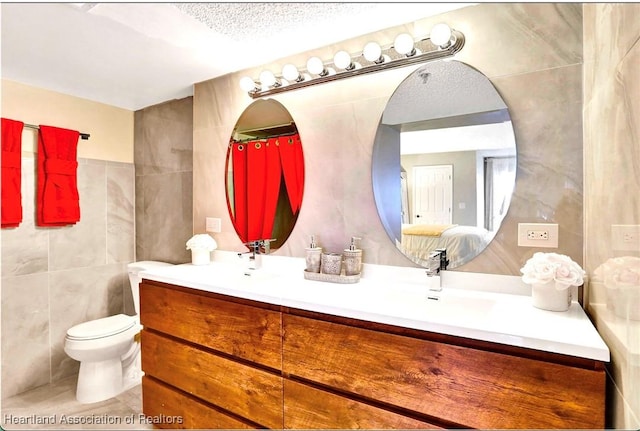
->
[372,60,516,268]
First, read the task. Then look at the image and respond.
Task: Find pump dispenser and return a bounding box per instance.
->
[343,236,362,276]
[305,235,322,273]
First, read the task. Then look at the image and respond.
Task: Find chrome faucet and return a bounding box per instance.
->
[238,239,276,274]
[426,248,449,296]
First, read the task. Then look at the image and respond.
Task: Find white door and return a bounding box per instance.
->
[412,165,452,224]
[400,171,409,224]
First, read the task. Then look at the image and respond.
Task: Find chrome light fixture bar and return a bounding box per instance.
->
[240,24,465,99]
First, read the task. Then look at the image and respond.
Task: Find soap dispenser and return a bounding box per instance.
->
[305,235,322,273]
[343,237,362,276]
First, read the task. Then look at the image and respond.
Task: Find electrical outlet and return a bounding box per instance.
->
[527,230,549,240]
[518,223,559,248]
[206,217,221,233]
[611,224,640,251]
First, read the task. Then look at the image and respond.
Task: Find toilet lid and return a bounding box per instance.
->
[67,314,137,340]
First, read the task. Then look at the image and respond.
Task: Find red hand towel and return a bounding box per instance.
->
[1,118,24,228]
[37,125,81,226]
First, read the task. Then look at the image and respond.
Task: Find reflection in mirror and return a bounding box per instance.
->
[226,99,304,250]
[372,60,516,268]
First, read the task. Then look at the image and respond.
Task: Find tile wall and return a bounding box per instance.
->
[583,4,640,428]
[1,157,135,399]
[134,97,193,264]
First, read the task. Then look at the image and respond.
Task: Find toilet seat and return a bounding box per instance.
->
[66,314,137,341]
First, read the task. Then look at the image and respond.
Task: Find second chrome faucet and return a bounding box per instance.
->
[426,248,449,298]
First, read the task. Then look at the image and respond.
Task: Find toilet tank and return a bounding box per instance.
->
[127,261,173,314]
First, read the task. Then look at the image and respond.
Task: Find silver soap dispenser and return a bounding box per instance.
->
[343,237,362,276]
[305,235,322,273]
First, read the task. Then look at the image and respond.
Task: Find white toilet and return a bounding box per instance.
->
[64,260,173,404]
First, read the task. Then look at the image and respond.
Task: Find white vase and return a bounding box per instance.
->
[191,248,211,265]
[531,282,571,311]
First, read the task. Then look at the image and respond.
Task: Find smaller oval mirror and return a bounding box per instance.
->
[372,60,516,268]
[226,99,304,250]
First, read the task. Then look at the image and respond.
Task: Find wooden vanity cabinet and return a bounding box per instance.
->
[139,280,283,429]
[282,310,606,430]
[140,280,606,429]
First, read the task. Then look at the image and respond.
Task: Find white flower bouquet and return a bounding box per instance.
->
[186,234,218,251]
[186,234,217,265]
[520,252,585,290]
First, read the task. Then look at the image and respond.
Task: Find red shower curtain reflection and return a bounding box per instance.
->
[278,133,304,213]
[230,141,248,241]
[262,138,282,239]
[246,141,266,241]
[229,133,304,244]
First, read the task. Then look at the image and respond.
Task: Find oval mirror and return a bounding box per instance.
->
[226,99,304,250]
[372,60,516,268]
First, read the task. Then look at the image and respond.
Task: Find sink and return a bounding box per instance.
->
[200,264,280,285]
[373,284,501,326]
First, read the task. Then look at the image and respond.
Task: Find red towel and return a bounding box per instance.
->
[37,125,81,226]
[1,118,24,228]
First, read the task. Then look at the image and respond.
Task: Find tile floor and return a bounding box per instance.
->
[1,377,153,430]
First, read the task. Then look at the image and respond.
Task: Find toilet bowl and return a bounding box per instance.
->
[64,260,173,404]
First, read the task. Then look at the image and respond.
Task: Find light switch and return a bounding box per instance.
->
[206,217,221,233]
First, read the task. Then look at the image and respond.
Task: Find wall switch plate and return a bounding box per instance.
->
[518,223,559,248]
[206,217,221,233]
[611,224,640,251]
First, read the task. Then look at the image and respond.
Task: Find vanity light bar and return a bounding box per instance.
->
[240,24,465,99]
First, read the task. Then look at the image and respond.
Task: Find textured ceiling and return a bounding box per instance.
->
[383,61,507,126]
[1,3,473,110]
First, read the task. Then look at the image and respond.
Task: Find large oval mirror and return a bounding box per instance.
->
[372,60,516,268]
[226,99,304,250]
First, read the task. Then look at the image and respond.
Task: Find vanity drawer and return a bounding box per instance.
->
[142,330,284,429]
[282,314,605,429]
[140,281,282,370]
[142,377,254,429]
[284,379,442,429]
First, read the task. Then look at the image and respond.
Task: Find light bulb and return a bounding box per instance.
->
[239,76,257,92]
[306,56,326,76]
[430,23,453,48]
[363,42,383,63]
[282,64,301,82]
[259,70,277,88]
[394,33,416,56]
[333,50,353,70]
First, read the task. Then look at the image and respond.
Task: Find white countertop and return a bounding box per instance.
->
[139,254,610,362]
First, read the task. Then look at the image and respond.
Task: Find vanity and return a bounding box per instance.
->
[138,258,609,429]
